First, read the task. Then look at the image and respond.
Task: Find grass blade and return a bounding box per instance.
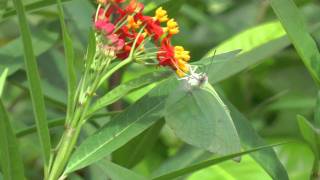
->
[56,0,76,122]
[0,100,25,180]
[270,0,320,84]
[152,143,286,180]
[0,68,8,96]
[12,0,51,169]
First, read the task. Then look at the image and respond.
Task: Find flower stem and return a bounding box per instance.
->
[47,126,81,180]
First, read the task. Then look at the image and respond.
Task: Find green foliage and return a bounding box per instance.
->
[152,143,285,180]
[11,0,51,169]
[65,80,173,173]
[2,0,320,179]
[270,0,320,84]
[0,68,8,96]
[0,100,25,180]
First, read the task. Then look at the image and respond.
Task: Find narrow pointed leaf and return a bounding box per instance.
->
[87,71,170,116]
[0,100,25,180]
[0,68,8,96]
[65,80,174,173]
[12,0,51,167]
[270,0,320,84]
[152,145,206,177]
[152,143,286,180]
[56,0,77,121]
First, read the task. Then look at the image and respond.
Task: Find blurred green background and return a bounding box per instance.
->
[1,0,320,179]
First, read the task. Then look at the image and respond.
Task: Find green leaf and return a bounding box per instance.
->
[208,36,291,84]
[87,71,170,117]
[221,94,289,180]
[0,0,8,17]
[16,112,117,138]
[12,0,51,168]
[65,79,174,173]
[0,68,8,97]
[270,0,320,84]
[297,115,320,177]
[151,143,286,180]
[97,161,148,180]
[314,91,320,128]
[209,21,286,55]
[112,119,165,168]
[276,139,314,180]
[152,145,207,177]
[56,0,77,122]
[0,100,25,180]
[155,100,289,180]
[187,155,272,180]
[0,30,59,76]
[1,0,72,21]
[165,83,241,155]
[16,117,65,138]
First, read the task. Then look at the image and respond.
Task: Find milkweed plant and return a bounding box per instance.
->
[2,0,320,179]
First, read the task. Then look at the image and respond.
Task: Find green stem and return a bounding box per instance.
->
[47,126,81,180]
[98,57,132,87]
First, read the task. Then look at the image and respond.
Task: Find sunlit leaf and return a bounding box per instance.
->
[152,143,286,180]
[270,0,320,84]
[0,68,8,97]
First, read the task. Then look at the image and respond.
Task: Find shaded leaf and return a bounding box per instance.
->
[0,100,25,180]
[112,119,165,168]
[97,160,148,180]
[0,30,59,76]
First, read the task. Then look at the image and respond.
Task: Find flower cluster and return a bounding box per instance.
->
[94,0,190,77]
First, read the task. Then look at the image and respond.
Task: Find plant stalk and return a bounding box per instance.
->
[47,126,81,180]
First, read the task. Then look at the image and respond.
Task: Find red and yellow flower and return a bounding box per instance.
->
[94,0,190,77]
